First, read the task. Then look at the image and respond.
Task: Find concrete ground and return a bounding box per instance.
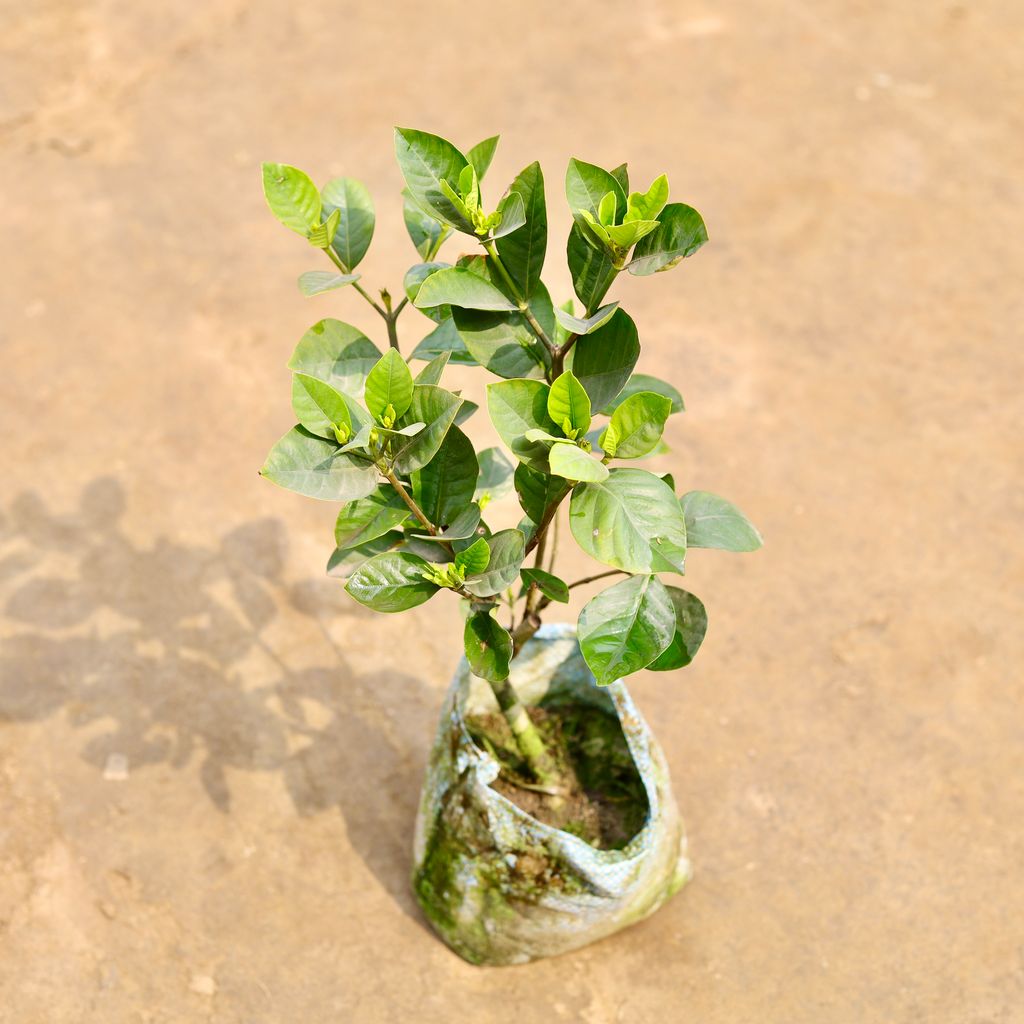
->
[1,1,1022,1021]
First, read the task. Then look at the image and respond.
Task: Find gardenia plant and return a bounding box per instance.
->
[259,129,761,788]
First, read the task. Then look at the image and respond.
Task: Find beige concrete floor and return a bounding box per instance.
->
[1,1,1022,1021]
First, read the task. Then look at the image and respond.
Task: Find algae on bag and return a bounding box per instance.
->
[413,626,690,966]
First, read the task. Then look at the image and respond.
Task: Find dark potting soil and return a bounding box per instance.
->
[465,703,649,850]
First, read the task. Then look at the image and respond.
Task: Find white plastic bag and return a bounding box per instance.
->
[412,623,691,965]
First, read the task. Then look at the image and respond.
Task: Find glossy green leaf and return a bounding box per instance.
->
[578,574,676,685]
[552,301,619,337]
[409,318,476,365]
[549,442,609,482]
[628,203,708,276]
[334,486,410,549]
[514,463,569,525]
[326,532,402,578]
[364,349,414,422]
[392,384,463,474]
[455,537,490,576]
[547,370,592,437]
[413,350,450,386]
[261,426,377,501]
[567,221,618,312]
[520,567,569,604]
[624,174,669,223]
[648,586,708,670]
[320,177,375,269]
[411,426,478,527]
[487,190,525,240]
[394,128,472,229]
[291,373,352,439]
[404,261,452,322]
[288,319,381,397]
[345,550,439,612]
[680,491,763,551]
[601,391,673,459]
[601,373,684,415]
[297,270,360,296]
[466,135,499,180]
[262,162,321,236]
[496,161,547,299]
[463,609,513,682]
[475,447,514,503]
[464,529,526,597]
[570,308,640,411]
[486,379,557,469]
[451,307,548,379]
[565,158,625,221]
[569,468,688,573]
[410,502,481,542]
[403,189,450,259]
[415,267,517,312]
[609,163,629,194]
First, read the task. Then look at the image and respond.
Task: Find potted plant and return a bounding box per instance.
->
[258,129,762,965]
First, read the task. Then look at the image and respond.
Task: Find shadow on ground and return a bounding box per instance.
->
[0,476,433,920]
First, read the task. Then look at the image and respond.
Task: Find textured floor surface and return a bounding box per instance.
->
[1,2,1022,1021]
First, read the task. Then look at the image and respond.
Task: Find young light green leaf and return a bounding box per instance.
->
[463,609,513,682]
[392,384,464,474]
[364,349,414,423]
[409,318,476,365]
[520,567,570,604]
[334,486,410,550]
[291,373,352,439]
[602,391,673,459]
[549,442,609,482]
[552,301,619,336]
[624,174,669,223]
[455,537,490,576]
[547,370,592,437]
[565,158,626,221]
[578,575,676,685]
[413,350,450,386]
[570,308,640,411]
[414,267,517,312]
[345,550,439,612]
[297,270,360,296]
[262,162,321,236]
[475,447,514,503]
[288,318,381,397]
[567,221,618,312]
[411,426,478,526]
[486,379,557,469]
[680,491,763,551]
[496,161,547,299]
[569,468,688,573]
[597,190,617,227]
[647,586,708,670]
[403,189,451,259]
[320,177,375,269]
[601,373,684,415]
[326,532,402,579]
[628,203,708,276]
[394,128,472,229]
[306,208,341,249]
[260,426,377,501]
[604,219,661,249]
[463,529,526,597]
[466,135,500,180]
[489,191,526,239]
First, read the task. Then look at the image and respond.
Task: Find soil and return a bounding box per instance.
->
[465,704,649,849]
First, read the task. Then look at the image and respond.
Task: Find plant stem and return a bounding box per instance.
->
[482,241,555,355]
[382,468,456,558]
[323,246,389,319]
[487,677,561,787]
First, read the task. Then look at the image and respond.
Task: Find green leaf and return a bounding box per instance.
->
[454,398,478,425]
[604,219,660,249]
[464,529,526,597]
[297,270,360,296]
[452,307,548,379]
[326,532,402,578]
[409,318,475,365]
[549,442,609,482]
[414,267,517,312]
[567,221,618,311]
[392,384,463,474]
[514,463,568,524]
[552,301,619,336]
[345,551,439,612]
[489,190,526,240]
[403,189,450,259]
[334,486,410,549]
[648,586,708,670]
[413,350,450,386]
[466,135,500,180]
[569,468,688,573]
[260,426,377,501]
[486,379,557,470]
[520,567,570,604]
[404,262,452,322]
[680,491,763,551]
[410,501,481,541]
[475,448,514,503]
[628,203,708,276]
[364,349,414,423]
[578,575,676,685]
[570,308,640,411]
[547,370,592,437]
[291,373,352,439]
[288,319,381,396]
[411,426,478,526]
[565,158,625,221]
[624,174,669,223]
[609,163,629,194]
[601,373,684,415]
[464,609,513,682]
[262,162,321,236]
[455,537,490,576]
[321,177,375,269]
[394,128,472,230]
[601,392,673,459]
[496,161,547,299]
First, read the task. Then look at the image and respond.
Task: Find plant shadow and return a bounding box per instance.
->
[0,477,437,924]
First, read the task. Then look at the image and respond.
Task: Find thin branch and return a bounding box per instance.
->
[482,241,555,354]
[323,246,388,318]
